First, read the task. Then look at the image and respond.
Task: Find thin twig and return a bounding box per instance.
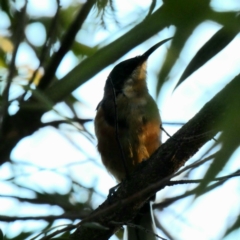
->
[155,169,240,209]
[171,153,216,178]
[145,0,156,19]
[37,0,97,90]
[33,224,77,240]
[155,217,175,240]
[161,125,215,142]
[160,125,172,138]
[167,168,240,186]
[0,213,82,222]
[41,118,92,128]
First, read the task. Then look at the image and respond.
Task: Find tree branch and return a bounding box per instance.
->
[69,74,240,239]
[37,0,97,90]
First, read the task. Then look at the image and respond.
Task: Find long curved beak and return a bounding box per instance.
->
[141,37,173,60]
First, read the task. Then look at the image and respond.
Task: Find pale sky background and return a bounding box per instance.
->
[0,0,240,239]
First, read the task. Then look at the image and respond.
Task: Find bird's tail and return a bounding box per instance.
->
[125,201,157,240]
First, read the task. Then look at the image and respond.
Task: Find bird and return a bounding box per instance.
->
[94,38,171,240]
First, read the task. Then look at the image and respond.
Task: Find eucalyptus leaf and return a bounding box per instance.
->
[174,25,239,90]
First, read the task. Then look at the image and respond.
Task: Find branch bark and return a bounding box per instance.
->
[71,74,240,240]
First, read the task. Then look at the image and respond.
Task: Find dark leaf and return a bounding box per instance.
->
[224,214,240,238]
[195,88,240,196]
[174,25,239,90]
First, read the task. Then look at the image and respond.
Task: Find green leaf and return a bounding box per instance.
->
[174,25,239,90]
[224,214,240,238]
[21,87,55,111]
[156,0,212,94]
[195,92,240,197]
[82,222,109,230]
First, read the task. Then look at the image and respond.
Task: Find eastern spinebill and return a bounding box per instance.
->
[94,38,172,240]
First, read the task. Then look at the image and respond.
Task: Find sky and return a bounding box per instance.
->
[0,0,240,239]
